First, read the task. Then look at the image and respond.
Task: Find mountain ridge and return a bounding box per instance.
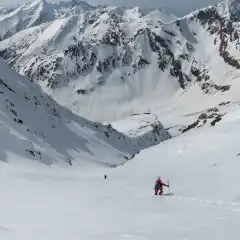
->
[0,0,240,128]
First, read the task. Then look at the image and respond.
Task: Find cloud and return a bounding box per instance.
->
[0,0,222,16]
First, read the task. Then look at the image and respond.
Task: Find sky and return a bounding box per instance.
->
[0,0,222,16]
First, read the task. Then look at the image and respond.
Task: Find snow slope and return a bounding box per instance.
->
[0,0,94,41]
[0,0,55,40]
[0,56,171,166]
[1,101,240,240]
[112,112,171,149]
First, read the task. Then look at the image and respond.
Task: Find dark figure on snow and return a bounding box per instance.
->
[104,174,108,180]
[67,159,72,166]
[154,176,169,195]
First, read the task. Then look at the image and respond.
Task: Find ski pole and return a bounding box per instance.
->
[167,180,170,195]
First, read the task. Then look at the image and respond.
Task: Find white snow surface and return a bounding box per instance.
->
[1,102,240,240]
[112,113,163,136]
[0,57,144,166]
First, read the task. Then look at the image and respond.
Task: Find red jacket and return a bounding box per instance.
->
[155,179,168,187]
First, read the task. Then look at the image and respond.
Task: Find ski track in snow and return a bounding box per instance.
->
[115,180,240,212]
[1,98,240,240]
[1,157,240,240]
[163,195,240,212]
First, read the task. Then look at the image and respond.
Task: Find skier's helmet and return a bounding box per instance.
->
[158,176,161,179]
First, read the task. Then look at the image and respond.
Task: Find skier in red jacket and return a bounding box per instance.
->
[154,176,169,195]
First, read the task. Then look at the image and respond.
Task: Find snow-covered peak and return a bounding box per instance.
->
[26,0,46,8]
[0,0,94,40]
[143,8,177,24]
[0,0,56,40]
[186,0,240,21]
[56,0,94,14]
[1,0,240,128]
[0,0,178,40]
[0,7,12,15]
[57,0,92,8]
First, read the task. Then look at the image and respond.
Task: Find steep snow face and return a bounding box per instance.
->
[57,0,93,10]
[0,57,163,166]
[0,0,94,41]
[54,0,94,18]
[0,0,56,40]
[1,0,240,127]
[144,8,177,24]
[112,113,171,149]
[0,57,171,165]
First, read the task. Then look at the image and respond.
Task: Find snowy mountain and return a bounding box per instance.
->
[1,91,240,240]
[0,0,240,128]
[0,0,178,120]
[0,0,94,41]
[1,2,240,239]
[0,0,54,40]
[0,57,171,165]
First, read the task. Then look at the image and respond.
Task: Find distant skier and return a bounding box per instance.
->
[154,176,169,195]
[67,159,72,166]
[104,174,108,180]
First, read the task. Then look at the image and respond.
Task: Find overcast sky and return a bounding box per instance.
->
[0,0,222,16]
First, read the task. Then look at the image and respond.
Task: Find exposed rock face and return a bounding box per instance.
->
[182,107,225,134]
